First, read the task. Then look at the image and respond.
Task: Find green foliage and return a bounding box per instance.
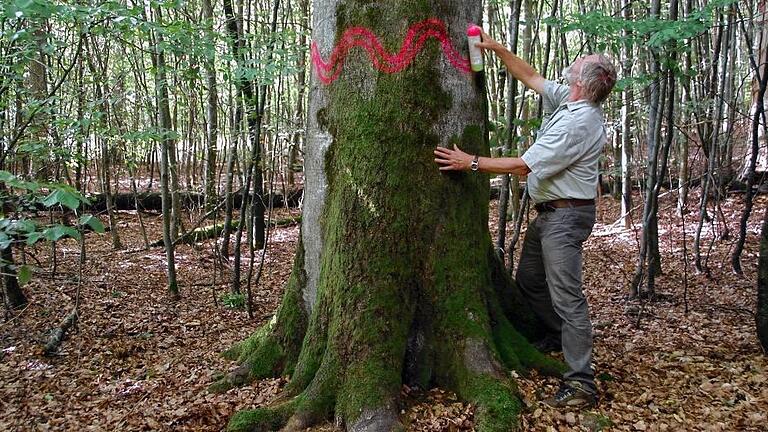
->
[78,215,105,233]
[16,264,32,286]
[545,0,738,58]
[220,292,246,309]
[0,170,104,289]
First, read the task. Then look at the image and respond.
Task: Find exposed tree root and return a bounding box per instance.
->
[210,242,308,394]
[217,242,566,432]
[227,399,298,432]
[459,373,521,432]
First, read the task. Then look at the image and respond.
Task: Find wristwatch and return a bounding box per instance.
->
[470,155,479,171]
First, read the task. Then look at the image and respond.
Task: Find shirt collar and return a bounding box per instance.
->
[565,99,598,112]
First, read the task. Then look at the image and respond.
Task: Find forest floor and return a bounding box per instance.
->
[1,190,767,432]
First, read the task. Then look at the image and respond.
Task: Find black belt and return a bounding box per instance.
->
[534,198,595,213]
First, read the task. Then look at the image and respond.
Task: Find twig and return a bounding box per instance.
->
[701,303,756,318]
[0,302,32,327]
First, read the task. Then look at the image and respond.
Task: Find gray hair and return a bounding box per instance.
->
[578,55,617,104]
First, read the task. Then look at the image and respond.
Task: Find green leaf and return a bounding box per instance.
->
[42,189,81,210]
[42,225,81,242]
[0,170,40,191]
[25,231,44,245]
[0,232,11,250]
[12,220,36,233]
[17,265,32,286]
[78,215,105,233]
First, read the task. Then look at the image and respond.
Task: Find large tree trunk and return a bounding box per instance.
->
[759,205,768,353]
[215,2,561,431]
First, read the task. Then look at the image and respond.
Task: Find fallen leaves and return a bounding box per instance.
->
[1,192,767,431]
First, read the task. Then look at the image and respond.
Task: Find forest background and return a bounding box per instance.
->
[1,0,767,430]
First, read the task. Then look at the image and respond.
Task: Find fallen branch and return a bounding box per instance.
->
[86,189,303,212]
[149,215,301,247]
[43,307,78,355]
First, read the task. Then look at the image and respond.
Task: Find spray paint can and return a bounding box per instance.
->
[467,25,483,72]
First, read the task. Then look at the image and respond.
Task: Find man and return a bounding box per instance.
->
[434,31,616,408]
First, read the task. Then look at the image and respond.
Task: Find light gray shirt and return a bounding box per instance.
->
[521,80,607,204]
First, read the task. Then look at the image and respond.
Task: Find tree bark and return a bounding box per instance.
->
[152,4,179,299]
[496,0,523,261]
[733,1,768,274]
[758,205,768,353]
[84,37,122,250]
[216,3,562,431]
[1,245,27,310]
[619,0,633,229]
[203,0,219,213]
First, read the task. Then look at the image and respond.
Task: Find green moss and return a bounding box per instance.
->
[464,375,522,432]
[506,324,565,376]
[337,356,402,423]
[488,247,541,340]
[226,399,298,432]
[227,2,514,429]
[293,361,339,425]
[285,291,332,395]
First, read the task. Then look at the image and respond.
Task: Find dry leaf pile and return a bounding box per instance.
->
[1,191,767,431]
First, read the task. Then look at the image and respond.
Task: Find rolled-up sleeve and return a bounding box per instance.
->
[521,120,582,180]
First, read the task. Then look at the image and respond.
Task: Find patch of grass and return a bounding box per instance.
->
[220,292,246,309]
[597,372,615,382]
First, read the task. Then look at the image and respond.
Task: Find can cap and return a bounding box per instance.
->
[467,25,482,36]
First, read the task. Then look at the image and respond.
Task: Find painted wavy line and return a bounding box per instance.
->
[311,18,471,85]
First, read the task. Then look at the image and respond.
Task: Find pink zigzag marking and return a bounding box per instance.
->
[311,18,471,85]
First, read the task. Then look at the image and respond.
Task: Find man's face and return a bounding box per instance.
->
[567,57,588,85]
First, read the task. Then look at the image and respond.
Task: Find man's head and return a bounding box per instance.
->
[567,54,617,104]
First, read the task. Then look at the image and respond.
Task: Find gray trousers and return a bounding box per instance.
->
[516,205,596,393]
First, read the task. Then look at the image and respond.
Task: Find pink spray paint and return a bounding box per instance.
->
[311,18,471,85]
[466,24,484,72]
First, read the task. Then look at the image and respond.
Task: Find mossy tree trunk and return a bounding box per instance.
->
[216,2,561,431]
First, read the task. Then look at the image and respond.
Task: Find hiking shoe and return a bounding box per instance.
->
[543,381,597,408]
[533,337,562,353]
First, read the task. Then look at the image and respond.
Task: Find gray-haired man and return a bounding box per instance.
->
[434,32,617,408]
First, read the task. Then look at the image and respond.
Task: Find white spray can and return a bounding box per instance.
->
[467,25,484,72]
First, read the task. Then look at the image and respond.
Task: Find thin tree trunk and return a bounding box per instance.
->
[84,37,122,250]
[152,5,179,298]
[203,0,219,213]
[496,0,523,261]
[620,0,633,229]
[733,4,768,274]
[694,9,728,273]
[677,0,693,216]
[631,0,664,298]
[220,99,241,259]
[288,0,310,190]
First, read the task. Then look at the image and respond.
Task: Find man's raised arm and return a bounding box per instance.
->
[475,31,545,95]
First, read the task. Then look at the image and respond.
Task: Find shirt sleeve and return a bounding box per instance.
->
[521,117,583,180]
[542,80,570,113]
